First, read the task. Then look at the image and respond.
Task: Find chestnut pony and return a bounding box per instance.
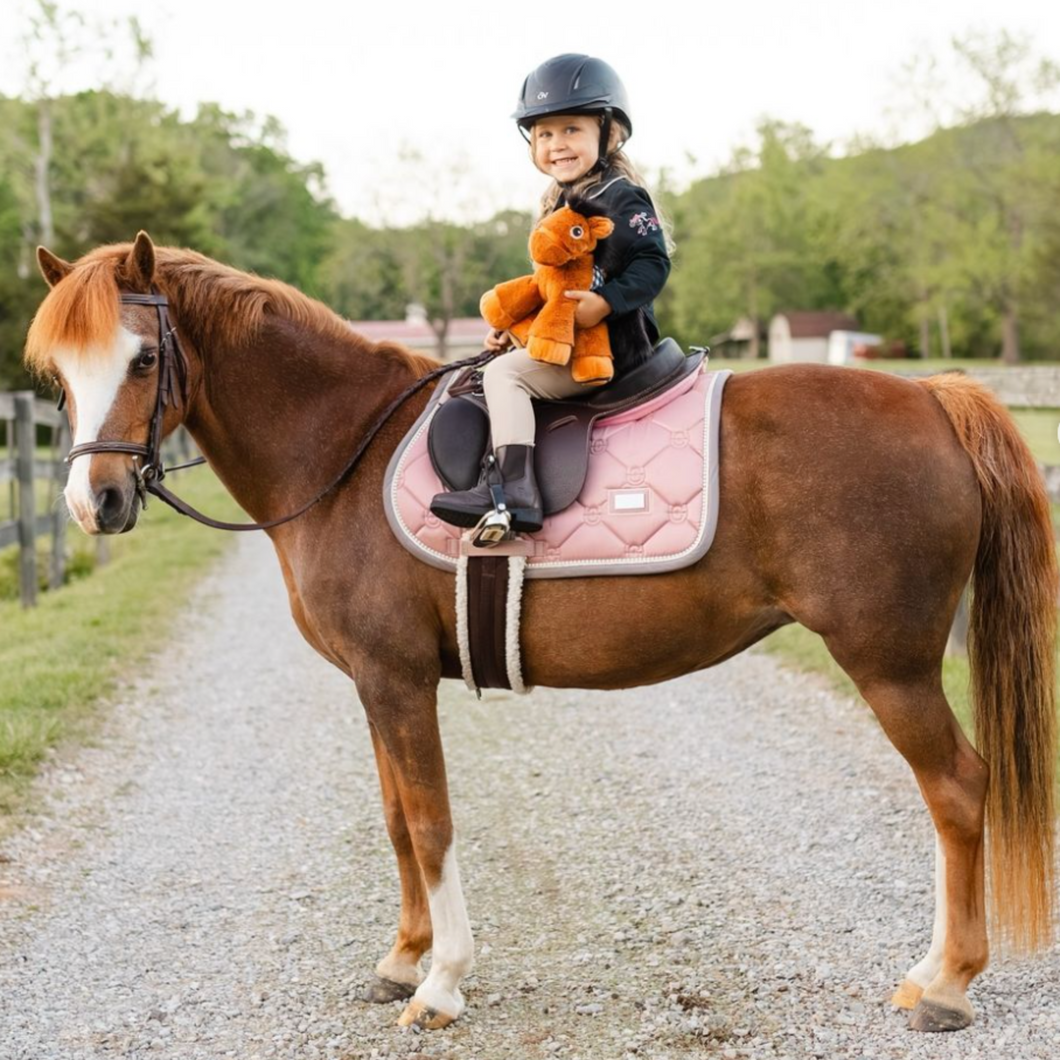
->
[26,235,1057,1034]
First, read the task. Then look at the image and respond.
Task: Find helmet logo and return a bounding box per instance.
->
[536,91,549,100]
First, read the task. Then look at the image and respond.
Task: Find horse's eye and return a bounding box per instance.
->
[136,350,158,370]
[570,225,585,239]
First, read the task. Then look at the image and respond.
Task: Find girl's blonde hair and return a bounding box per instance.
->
[530,116,675,254]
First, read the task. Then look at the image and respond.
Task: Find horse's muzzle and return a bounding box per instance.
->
[92,480,141,534]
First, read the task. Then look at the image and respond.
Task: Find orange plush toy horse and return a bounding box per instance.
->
[480,202,615,384]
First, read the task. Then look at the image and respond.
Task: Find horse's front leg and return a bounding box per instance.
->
[359,669,474,1030]
[362,724,433,1003]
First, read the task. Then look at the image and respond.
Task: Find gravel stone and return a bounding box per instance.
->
[1,533,1059,1059]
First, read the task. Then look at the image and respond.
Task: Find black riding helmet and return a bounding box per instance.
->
[513,54,632,178]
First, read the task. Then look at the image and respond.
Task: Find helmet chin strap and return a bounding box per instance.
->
[597,109,613,166]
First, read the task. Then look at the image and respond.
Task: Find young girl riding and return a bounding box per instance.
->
[430,53,671,538]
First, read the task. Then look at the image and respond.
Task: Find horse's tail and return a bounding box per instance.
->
[920,373,1057,952]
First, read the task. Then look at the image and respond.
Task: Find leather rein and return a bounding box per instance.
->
[63,290,495,532]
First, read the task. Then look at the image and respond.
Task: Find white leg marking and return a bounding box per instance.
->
[412,844,474,1018]
[54,328,140,532]
[907,832,946,989]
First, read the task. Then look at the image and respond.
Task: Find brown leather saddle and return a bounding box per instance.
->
[428,338,703,515]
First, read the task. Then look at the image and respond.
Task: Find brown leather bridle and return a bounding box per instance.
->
[64,291,191,513]
[62,289,493,532]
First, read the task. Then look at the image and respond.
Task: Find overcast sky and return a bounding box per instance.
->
[2,0,1058,224]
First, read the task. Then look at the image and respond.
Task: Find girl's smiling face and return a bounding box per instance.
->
[531,114,600,182]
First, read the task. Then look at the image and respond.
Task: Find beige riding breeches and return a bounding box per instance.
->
[481,347,591,448]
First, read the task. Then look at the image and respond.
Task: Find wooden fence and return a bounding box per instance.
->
[2,393,200,608]
[0,391,71,608]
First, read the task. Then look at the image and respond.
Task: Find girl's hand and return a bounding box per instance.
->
[565,290,612,328]
[484,328,513,353]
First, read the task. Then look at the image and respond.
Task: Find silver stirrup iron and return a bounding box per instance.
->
[471,506,513,547]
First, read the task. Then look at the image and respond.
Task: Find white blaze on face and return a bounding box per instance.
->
[54,326,141,532]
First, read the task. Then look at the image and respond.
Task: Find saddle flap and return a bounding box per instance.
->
[427,395,588,514]
[428,393,490,491]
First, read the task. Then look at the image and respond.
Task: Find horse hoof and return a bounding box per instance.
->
[908,997,974,1032]
[397,999,456,1030]
[361,976,417,1004]
[891,978,924,1010]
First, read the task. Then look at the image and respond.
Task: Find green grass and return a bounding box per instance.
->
[0,469,242,820]
[0,536,98,600]
[1011,409,1060,465]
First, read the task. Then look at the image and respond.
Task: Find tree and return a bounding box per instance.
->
[900,31,1060,362]
[668,121,842,354]
[12,0,152,251]
[0,90,339,384]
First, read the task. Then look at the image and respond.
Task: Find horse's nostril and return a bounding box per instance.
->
[97,486,127,529]
[99,486,121,514]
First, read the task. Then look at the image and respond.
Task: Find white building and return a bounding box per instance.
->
[768,311,861,363]
[827,330,884,365]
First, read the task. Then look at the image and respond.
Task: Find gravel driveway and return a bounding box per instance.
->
[1,534,1058,1060]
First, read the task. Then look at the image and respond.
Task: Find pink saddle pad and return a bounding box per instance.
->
[383,365,731,579]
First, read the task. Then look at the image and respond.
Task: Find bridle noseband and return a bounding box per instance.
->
[62,288,494,532]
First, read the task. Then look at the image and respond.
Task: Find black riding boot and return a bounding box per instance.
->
[494,444,543,532]
[429,444,543,534]
[430,455,496,529]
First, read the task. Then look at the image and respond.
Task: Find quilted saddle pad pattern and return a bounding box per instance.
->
[383,366,731,579]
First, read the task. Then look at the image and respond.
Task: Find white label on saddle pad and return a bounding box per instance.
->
[610,489,650,513]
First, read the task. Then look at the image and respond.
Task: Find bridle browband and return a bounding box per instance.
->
[63,289,494,532]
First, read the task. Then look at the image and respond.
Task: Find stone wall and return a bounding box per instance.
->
[895,366,1060,408]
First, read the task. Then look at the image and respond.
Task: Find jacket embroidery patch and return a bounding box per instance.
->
[629,211,660,237]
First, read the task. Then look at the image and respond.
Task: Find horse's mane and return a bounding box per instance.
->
[25,243,438,380]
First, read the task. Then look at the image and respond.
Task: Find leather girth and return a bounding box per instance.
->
[466,555,512,691]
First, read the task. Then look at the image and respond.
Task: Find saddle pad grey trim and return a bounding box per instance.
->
[383,368,732,580]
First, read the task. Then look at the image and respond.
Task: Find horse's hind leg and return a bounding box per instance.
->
[362,725,433,1003]
[359,668,474,1030]
[838,668,989,1031]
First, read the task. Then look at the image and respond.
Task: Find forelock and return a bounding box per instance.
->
[25,253,124,373]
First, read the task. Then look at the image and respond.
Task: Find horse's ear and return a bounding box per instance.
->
[589,216,615,239]
[125,231,157,290]
[37,246,73,288]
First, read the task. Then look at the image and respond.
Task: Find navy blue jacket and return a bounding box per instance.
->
[556,171,671,371]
